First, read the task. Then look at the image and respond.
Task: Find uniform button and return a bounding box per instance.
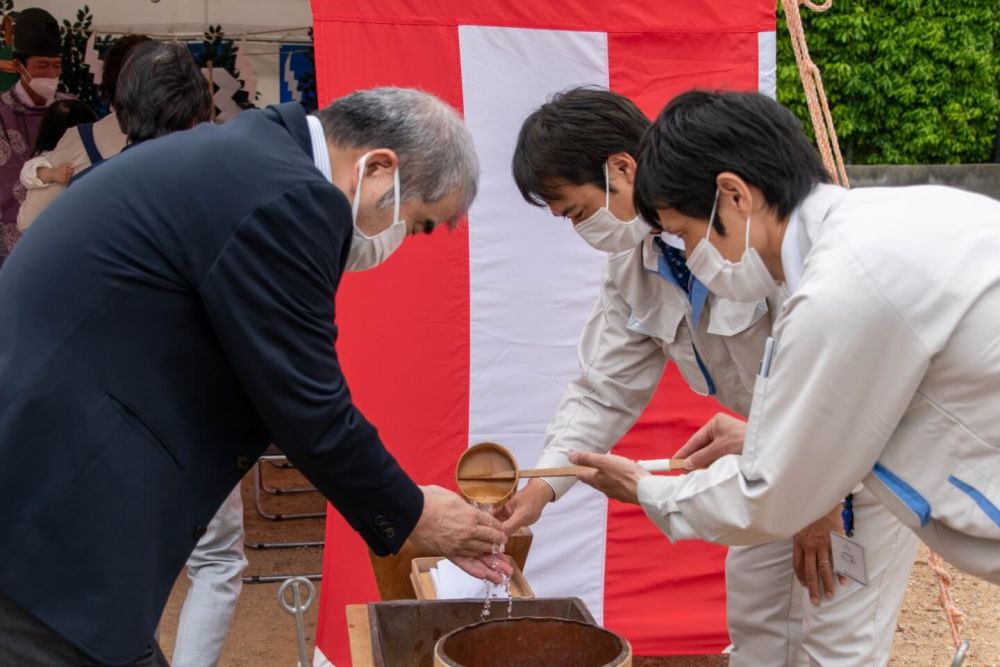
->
[235,456,252,471]
[193,525,208,540]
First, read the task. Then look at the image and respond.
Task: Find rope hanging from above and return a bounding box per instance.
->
[780,0,849,187]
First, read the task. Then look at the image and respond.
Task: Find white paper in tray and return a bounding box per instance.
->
[430,558,507,600]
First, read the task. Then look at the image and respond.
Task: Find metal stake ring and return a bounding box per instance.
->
[278,576,317,667]
[951,640,970,667]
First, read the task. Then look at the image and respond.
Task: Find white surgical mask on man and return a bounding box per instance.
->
[686,188,777,302]
[345,152,407,272]
[27,77,58,105]
[572,163,650,253]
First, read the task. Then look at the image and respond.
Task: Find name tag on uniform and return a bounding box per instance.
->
[831,532,868,586]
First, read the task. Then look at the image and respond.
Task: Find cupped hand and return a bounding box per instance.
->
[498,478,554,536]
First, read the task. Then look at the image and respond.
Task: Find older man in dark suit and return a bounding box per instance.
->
[0,72,502,665]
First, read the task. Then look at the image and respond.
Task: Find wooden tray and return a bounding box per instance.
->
[367,527,533,601]
[409,556,535,600]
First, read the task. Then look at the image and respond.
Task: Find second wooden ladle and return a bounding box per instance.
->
[455,442,685,505]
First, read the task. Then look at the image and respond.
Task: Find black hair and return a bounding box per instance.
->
[32,99,97,155]
[512,87,650,206]
[114,40,212,143]
[634,90,830,232]
[100,34,152,105]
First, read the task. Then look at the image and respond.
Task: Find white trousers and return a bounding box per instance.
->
[171,485,248,667]
[727,487,918,667]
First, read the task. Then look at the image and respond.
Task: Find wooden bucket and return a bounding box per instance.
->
[433,617,631,667]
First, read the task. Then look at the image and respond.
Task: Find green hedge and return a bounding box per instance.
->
[777,1,1000,164]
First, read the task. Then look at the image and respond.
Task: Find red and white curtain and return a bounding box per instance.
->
[311,2,775,664]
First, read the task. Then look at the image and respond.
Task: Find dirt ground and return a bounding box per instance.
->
[157,467,1000,666]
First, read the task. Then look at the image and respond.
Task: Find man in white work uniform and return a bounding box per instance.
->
[505,88,918,666]
[575,89,1000,591]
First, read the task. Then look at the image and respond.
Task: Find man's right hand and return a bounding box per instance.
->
[498,478,555,536]
[673,413,747,470]
[408,485,507,565]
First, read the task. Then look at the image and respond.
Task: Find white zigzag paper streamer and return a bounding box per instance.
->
[234,36,257,102]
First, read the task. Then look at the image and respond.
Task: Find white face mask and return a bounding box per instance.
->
[26,77,58,106]
[345,153,407,272]
[686,188,777,302]
[572,163,650,253]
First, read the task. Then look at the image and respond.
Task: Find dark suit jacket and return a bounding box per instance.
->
[0,103,423,665]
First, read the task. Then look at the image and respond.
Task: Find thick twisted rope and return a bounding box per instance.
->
[927,550,968,650]
[780,0,849,186]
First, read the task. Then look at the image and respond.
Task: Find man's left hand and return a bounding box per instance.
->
[570,450,650,505]
[449,554,513,583]
[792,505,848,605]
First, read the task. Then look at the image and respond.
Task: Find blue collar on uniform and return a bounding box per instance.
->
[653,237,709,329]
[651,237,715,395]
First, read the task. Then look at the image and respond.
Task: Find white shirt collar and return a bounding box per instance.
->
[659,231,685,251]
[305,115,332,183]
[780,207,804,294]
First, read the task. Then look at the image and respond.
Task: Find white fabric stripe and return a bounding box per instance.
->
[459,25,611,624]
[312,645,334,667]
[758,31,777,98]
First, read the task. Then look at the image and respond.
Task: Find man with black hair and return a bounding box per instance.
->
[112,40,213,145]
[577,89,1000,594]
[0,7,73,263]
[507,87,918,666]
[18,33,152,231]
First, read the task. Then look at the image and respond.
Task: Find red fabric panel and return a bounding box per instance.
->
[311,19,467,666]
[609,31,761,116]
[602,30,763,655]
[312,0,774,33]
[601,369,732,655]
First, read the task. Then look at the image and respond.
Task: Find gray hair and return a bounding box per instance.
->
[315,87,479,219]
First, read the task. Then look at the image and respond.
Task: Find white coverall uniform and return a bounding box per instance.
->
[640,183,1000,593]
[538,226,917,665]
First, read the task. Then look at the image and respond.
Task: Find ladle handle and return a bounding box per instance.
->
[519,459,686,478]
[517,466,592,478]
[638,458,687,472]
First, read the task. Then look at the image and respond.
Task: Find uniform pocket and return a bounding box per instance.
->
[943,463,1000,537]
[626,303,684,344]
[706,297,767,336]
[106,391,184,469]
[879,393,1000,539]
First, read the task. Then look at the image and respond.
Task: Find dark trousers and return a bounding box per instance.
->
[0,590,168,666]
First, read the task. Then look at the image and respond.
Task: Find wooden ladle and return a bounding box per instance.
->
[455,442,685,505]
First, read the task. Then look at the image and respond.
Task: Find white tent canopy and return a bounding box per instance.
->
[30,0,314,106]
[32,0,311,38]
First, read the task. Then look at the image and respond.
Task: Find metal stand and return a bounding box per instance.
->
[246,539,323,551]
[253,458,324,521]
[243,446,325,583]
[246,572,322,585]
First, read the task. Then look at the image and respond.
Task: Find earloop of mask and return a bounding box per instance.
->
[604,163,611,210]
[705,188,720,242]
[351,152,371,222]
[393,165,401,226]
